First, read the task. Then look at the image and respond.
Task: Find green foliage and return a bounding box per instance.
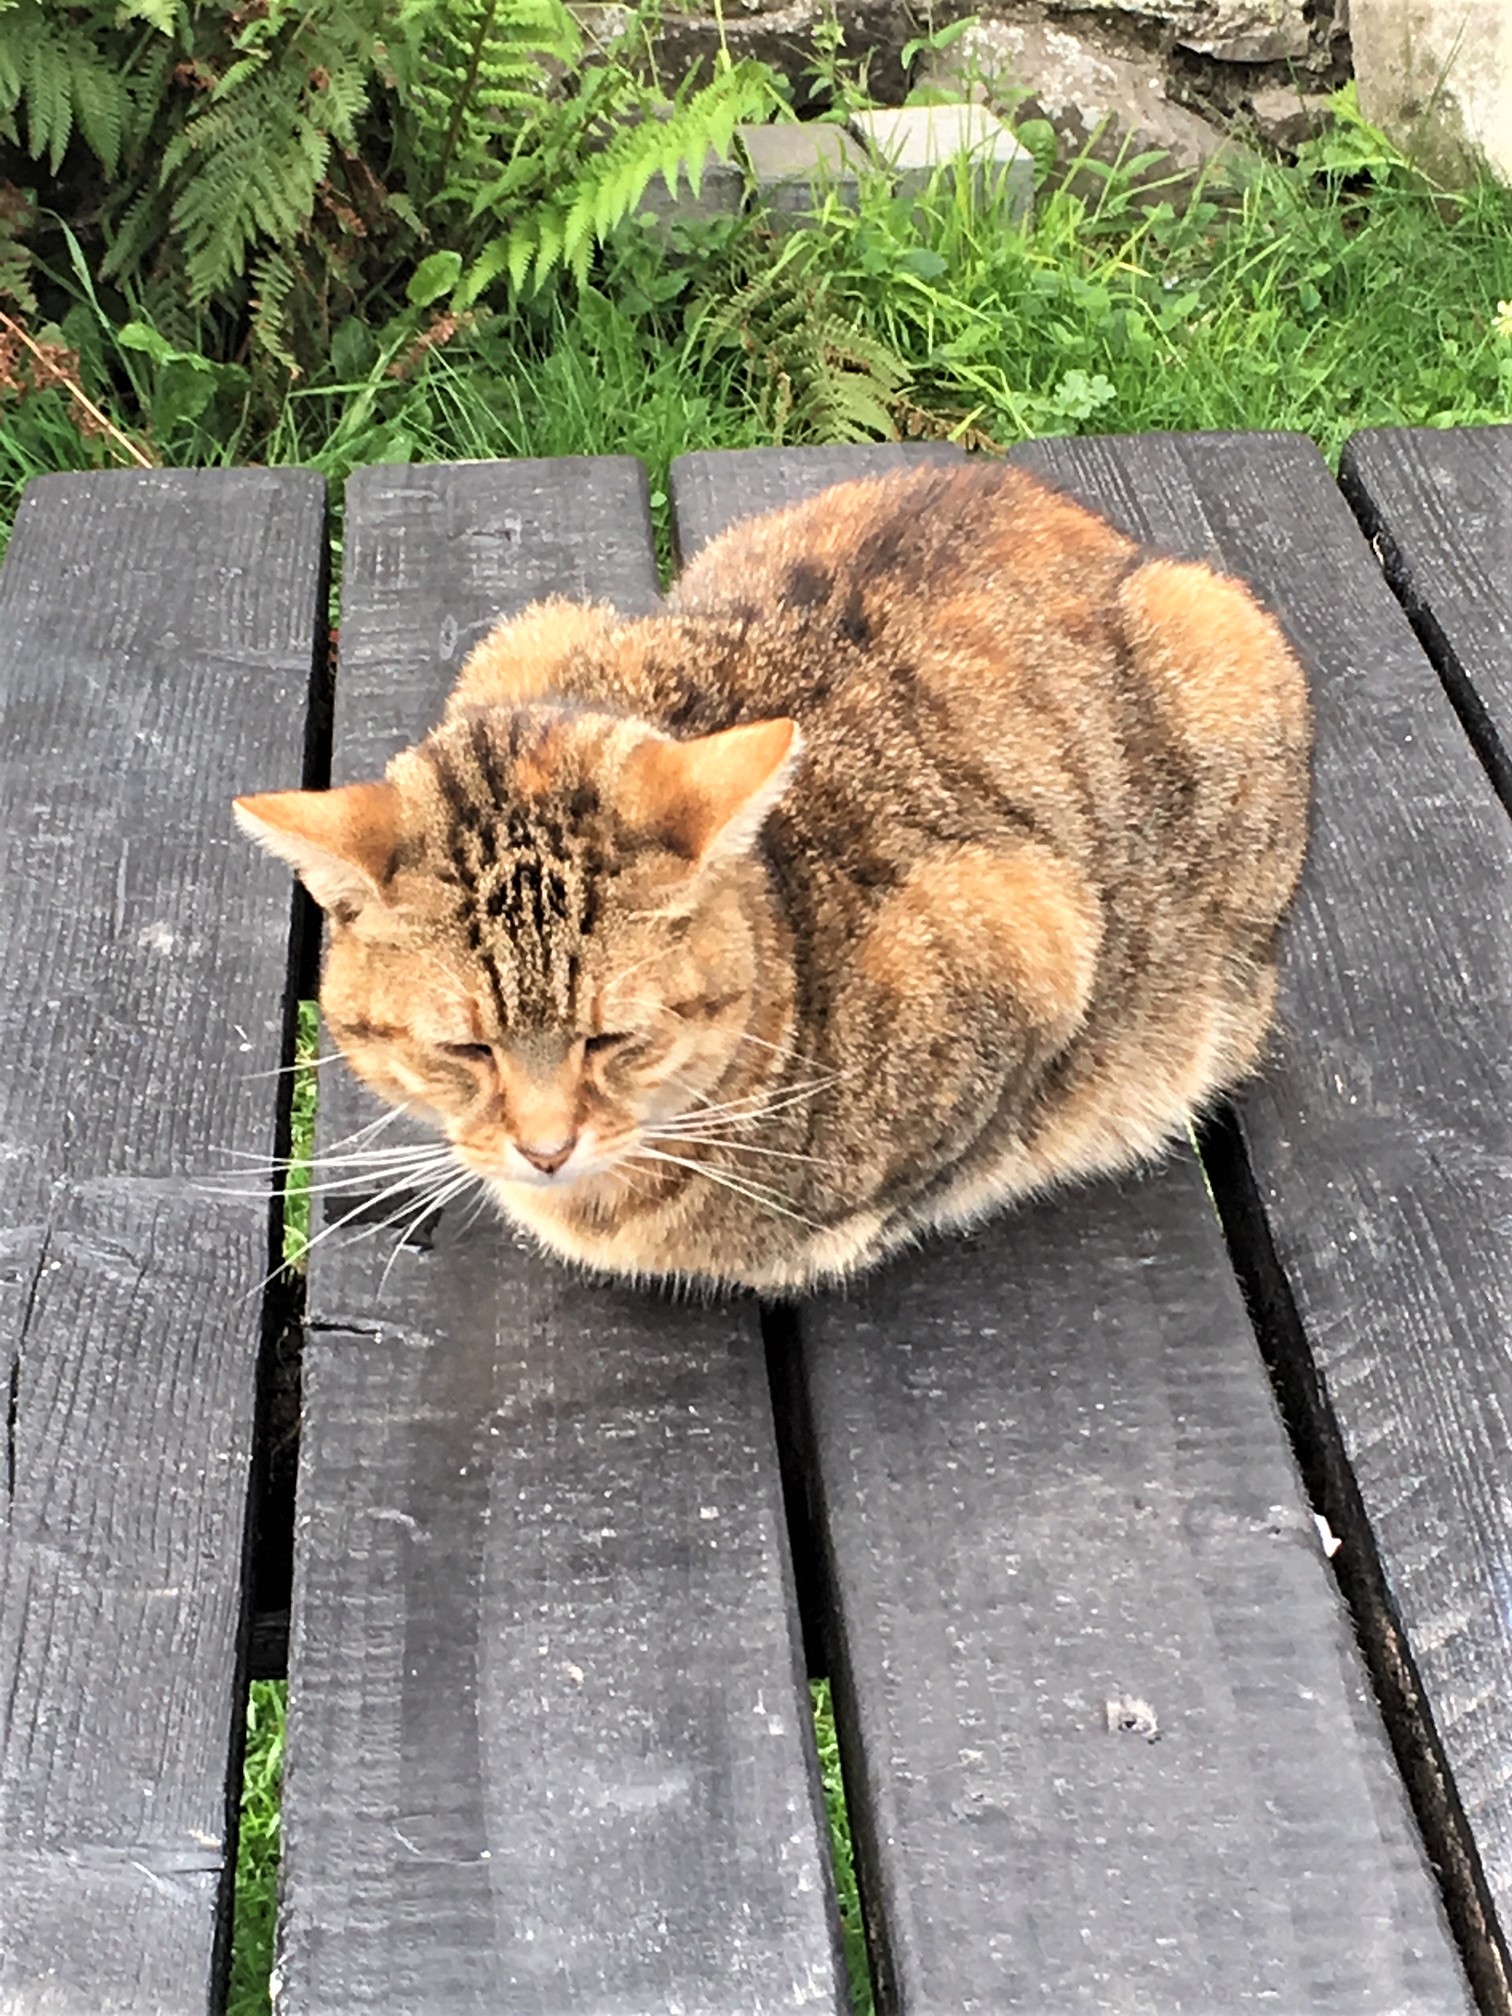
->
[812,1679,874,2016]
[0,0,140,174]
[694,228,913,443]
[697,130,1512,457]
[453,52,777,298]
[402,0,584,187]
[282,1000,321,1271]
[227,1680,285,2016]
[0,181,36,310]
[157,3,377,307]
[0,0,782,368]
[802,10,874,121]
[1295,80,1420,186]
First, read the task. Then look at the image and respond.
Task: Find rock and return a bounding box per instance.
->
[633,147,746,227]
[1245,83,1335,151]
[1040,0,1207,23]
[1352,0,1512,184]
[848,102,1034,217]
[738,122,868,218]
[1177,0,1310,63]
[654,0,918,113]
[925,18,1261,191]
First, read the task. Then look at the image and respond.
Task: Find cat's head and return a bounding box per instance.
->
[235,704,800,1189]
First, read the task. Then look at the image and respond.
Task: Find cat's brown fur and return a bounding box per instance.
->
[235,463,1311,1291]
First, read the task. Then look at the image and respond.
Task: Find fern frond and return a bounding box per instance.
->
[402,0,581,185]
[25,34,71,173]
[117,0,182,32]
[71,48,125,173]
[0,24,23,124]
[695,239,910,446]
[168,63,337,301]
[99,183,173,282]
[0,1,134,174]
[0,184,36,314]
[249,249,299,371]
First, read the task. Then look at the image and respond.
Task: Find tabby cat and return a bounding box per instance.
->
[235,462,1311,1291]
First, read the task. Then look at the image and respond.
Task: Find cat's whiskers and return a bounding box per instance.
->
[275,1153,477,1283]
[731,1027,806,1060]
[663,1072,845,1132]
[628,1146,821,1231]
[643,1127,839,1170]
[303,1102,410,1157]
[457,1187,496,1236]
[210,1102,407,1174]
[205,1147,460,1203]
[213,1143,458,1189]
[608,1162,654,1201]
[380,1168,486,1289]
[240,1049,346,1084]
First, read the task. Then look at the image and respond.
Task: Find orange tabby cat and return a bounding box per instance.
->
[235,462,1310,1291]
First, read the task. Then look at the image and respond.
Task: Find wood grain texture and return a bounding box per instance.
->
[670,441,1471,2015]
[280,459,845,2016]
[1020,428,1512,1984]
[0,469,325,2013]
[1338,425,1512,809]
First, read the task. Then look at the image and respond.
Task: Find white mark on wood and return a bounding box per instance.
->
[137,921,175,955]
[1106,1694,1160,1742]
[1313,1512,1343,1558]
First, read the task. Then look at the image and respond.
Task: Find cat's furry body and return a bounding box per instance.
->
[236,463,1311,1291]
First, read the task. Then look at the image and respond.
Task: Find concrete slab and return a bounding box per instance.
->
[849,101,1033,216]
[1353,0,1512,184]
[738,121,867,215]
[635,147,745,227]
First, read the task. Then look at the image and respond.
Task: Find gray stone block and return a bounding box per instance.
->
[738,121,867,217]
[849,102,1033,218]
[635,147,745,228]
[923,18,1264,197]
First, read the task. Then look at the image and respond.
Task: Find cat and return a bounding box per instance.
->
[235,460,1311,1293]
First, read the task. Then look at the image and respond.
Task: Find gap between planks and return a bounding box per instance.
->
[1201,1105,1511,2016]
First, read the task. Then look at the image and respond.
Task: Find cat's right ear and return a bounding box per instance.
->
[233,782,400,920]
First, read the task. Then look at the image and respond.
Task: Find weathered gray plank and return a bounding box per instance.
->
[280,459,845,2016]
[669,440,1474,2014]
[1338,424,1512,809]
[0,469,325,2013]
[1018,428,1512,2002]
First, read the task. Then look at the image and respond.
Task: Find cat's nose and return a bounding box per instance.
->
[514,1135,577,1176]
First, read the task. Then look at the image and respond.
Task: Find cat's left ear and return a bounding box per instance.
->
[233,781,400,919]
[623,718,803,865]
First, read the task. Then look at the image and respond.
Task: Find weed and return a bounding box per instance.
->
[227,1680,285,2016]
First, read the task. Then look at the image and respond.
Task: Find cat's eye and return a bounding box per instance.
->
[439,1041,492,1062]
[583,1031,632,1057]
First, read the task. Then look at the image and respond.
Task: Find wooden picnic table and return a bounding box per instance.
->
[0,425,1508,2015]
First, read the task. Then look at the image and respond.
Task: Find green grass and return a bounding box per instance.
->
[813,1678,874,2014]
[280,1000,322,1272]
[6,143,1511,564]
[228,1681,285,2016]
